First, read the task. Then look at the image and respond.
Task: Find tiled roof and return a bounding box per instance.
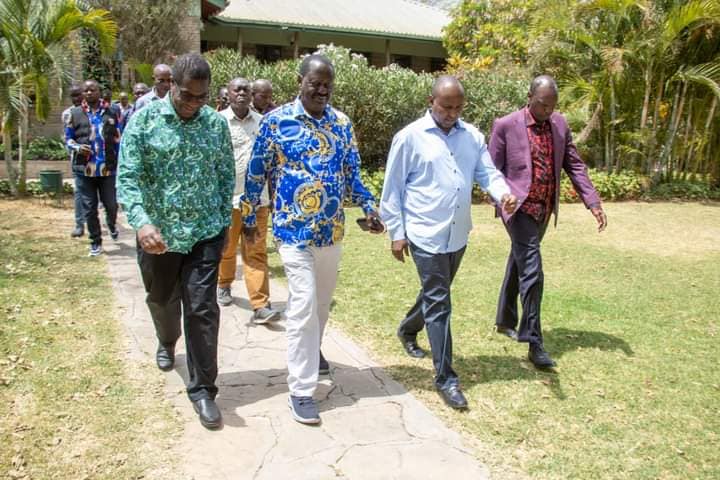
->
[213,0,450,40]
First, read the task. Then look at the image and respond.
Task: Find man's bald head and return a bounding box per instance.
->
[431,75,465,98]
[429,75,465,134]
[527,75,559,123]
[529,75,558,96]
[153,63,172,98]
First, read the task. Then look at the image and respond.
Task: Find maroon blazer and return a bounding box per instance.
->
[488,108,601,225]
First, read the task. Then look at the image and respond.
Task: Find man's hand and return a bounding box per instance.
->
[137,224,168,254]
[500,193,518,214]
[243,226,258,244]
[391,239,409,263]
[78,144,92,155]
[366,211,386,234]
[591,206,607,232]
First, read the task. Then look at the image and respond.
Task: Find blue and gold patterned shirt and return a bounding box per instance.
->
[117,95,235,254]
[242,98,377,248]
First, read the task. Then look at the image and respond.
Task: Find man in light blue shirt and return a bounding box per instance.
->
[380,76,517,409]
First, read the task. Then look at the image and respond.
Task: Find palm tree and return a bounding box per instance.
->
[0,0,116,196]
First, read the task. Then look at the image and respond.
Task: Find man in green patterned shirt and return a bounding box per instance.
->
[117,53,235,430]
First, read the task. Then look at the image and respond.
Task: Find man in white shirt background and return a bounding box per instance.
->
[217,77,280,324]
[380,76,517,410]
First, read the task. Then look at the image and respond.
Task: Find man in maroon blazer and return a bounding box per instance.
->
[488,75,607,368]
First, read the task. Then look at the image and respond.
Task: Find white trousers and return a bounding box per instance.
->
[279,243,342,397]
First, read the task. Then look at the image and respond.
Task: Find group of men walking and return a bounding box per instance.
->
[64,50,607,429]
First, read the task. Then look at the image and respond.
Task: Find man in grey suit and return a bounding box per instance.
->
[489,75,607,368]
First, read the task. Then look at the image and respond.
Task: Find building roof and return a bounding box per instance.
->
[212,0,450,41]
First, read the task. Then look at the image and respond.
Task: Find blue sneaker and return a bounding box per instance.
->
[288,395,320,424]
[89,243,103,257]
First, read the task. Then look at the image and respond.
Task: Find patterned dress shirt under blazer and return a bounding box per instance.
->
[489,107,600,224]
[241,97,377,246]
[117,94,235,254]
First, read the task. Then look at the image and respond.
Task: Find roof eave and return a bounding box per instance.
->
[208,16,444,43]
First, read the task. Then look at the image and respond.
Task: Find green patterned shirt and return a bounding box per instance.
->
[117,95,235,253]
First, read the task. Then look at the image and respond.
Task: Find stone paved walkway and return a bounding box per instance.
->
[104,223,491,480]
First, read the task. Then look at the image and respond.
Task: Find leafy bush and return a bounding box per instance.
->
[0,179,74,197]
[27,136,68,161]
[205,45,526,171]
[560,169,645,202]
[646,181,720,201]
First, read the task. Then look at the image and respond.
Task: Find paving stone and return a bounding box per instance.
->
[104,221,493,480]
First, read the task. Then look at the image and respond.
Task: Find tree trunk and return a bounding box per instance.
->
[640,64,652,130]
[2,121,19,197]
[699,96,718,179]
[17,99,29,196]
[608,79,616,173]
[647,73,665,174]
[659,81,687,182]
[576,102,602,144]
[680,96,693,180]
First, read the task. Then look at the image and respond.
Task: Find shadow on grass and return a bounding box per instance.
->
[384,328,633,402]
[545,327,634,358]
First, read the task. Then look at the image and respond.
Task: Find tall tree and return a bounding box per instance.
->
[0,0,116,195]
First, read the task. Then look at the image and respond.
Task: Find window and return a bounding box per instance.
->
[256,44,282,63]
[391,54,412,69]
[430,57,447,73]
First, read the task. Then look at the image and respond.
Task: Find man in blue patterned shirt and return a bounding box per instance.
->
[242,54,384,425]
[65,79,122,256]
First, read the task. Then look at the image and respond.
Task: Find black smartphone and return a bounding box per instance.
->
[356,217,385,233]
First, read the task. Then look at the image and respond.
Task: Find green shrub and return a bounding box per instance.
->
[560,169,645,202]
[27,136,68,161]
[205,45,526,171]
[647,180,720,201]
[0,179,74,197]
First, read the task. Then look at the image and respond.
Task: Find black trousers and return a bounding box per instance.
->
[137,231,226,401]
[496,211,549,345]
[76,174,117,245]
[398,243,466,389]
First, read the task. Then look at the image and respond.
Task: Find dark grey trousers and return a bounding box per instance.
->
[496,211,549,345]
[398,243,466,389]
[137,230,226,401]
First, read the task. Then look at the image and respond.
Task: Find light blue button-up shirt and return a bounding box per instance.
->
[380,111,510,254]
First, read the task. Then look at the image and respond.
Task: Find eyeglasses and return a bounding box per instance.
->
[174,88,209,104]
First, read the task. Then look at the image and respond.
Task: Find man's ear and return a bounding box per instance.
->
[427,95,434,108]
[297,74,303,88]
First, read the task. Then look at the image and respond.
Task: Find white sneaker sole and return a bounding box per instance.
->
[288,397,320,424]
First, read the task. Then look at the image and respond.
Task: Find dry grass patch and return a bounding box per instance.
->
[0,199,181,479]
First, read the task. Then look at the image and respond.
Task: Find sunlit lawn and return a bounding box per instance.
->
[270,201,720,480]
[0,199,180,479]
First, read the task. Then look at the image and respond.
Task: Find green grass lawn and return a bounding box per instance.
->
[0,200,180,479]
[270,202,720,479]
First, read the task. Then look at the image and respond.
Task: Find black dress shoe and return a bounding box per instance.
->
[193,398,222,429]
[397,332,426,358]
[437,384,468,410]
[528,344,557,368]
[496,325,518,340]
[156,344,175,371]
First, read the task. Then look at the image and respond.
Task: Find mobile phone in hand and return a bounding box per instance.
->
[356,217,385,233]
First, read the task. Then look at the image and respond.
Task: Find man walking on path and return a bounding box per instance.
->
[489,75,607,368]
[381,76,516,410]
[64,79,122,256]
[133,63,172,112]
[217,77,280,323]
[117,53,235,430]
[242,54,384,425]
[62,84,87,238]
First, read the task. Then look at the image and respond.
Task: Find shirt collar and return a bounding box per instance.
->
[291,97,336,123]
[158,93,209,123]
[220,106,257,122]
[420,110,466,134]
[524,106,551,128]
